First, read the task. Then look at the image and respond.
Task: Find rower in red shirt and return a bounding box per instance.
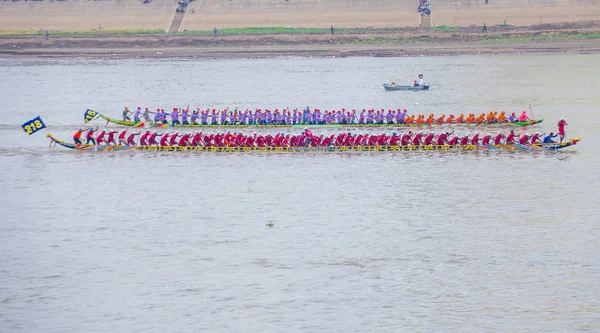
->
[311,135,322,147]
[436,131,452,145]
[126,132,140,146]
[401,131,412,146]
[519,133,531,145]
[118,129,128,145]
[471,132,480,145]
[96,130,106,145]
[448,135,459,146]
[106,130,117,145]
[178,133,190,147]
[505,130,518,144]
[460,133,470,146]
[290,135,299,147]
[160,133,170,146]
[190,132,201,146]
[86,127,98,144]
[494,133,504,145]
[412,132,423,146]
[169,132,179,146]
[140,130,151,146]
[304,128,313,138]
[345,134,355,146]
[148,132,162,146]
[423,132,435,145]
[389,133,400,145]
[256,135,265,147]
[530,132,543,144]
[481,134,491,146]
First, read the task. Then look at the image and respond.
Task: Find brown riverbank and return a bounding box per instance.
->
[1,22,600,59]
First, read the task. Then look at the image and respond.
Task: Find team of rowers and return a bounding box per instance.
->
[73,127,565,148]
[122,106,535,126]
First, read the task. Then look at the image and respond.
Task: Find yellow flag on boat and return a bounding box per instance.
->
[22,116,46,135]
[84,109,98,123]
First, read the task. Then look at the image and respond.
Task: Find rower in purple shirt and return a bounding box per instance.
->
[349,110,357,124]
[374,112,383,124]
[386,111,394,124]
[314,111,322,124]
[171,108,180,125]
[304,112,312,125]
[190,110,199,124]
[256,110,262,124]
[200,111,208,125]
[208,110,215,125]
[153,108,161,123]
[334,112,342,124]
[220,110,228,124]
[265,111,273,125]
[366,111,374,124]
[133,107,142,123]
[181,109,189,125]
[159,109,168,124]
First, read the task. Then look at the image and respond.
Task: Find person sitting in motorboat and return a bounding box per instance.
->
[413,80,420,87]
[390,82,396,86]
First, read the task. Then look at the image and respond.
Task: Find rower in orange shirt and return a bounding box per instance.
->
[436,114,445,124]
[466,113,475,124]
[404,115,414,125]
[426,114,434,125]
[486,112,495,123]
[416,115,425,125]
[498,111,507,123]
[475,114,485,124]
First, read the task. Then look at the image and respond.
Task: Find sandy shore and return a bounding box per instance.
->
[1,22,600,59]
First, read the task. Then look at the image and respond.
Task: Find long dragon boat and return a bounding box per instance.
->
[47,134,580,153]
[93,113,543,129]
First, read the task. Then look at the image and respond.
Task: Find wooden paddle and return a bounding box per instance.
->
[529,104,536,125]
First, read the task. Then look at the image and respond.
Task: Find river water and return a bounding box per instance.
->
[1,55,599,332]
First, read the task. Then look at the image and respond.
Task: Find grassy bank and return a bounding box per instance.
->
[0,28,163,37]
[484,32,600,43]
[0,26,426,37]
